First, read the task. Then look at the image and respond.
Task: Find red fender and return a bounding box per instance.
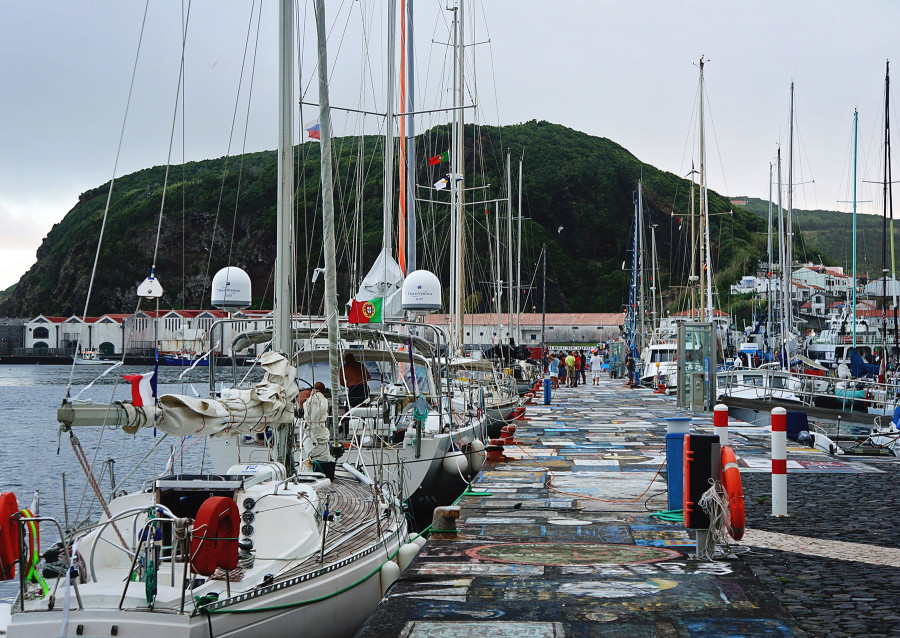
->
[0,492,20,580]
[721,446,746,541]
[190,496,240,576]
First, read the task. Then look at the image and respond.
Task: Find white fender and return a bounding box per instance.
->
[411,534,427,550]
[465,439,487,473]
[380,560,400,597]
[398,542,419,571]
[442,450,468,476]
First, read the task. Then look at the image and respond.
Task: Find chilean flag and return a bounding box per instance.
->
[122,370,157,407]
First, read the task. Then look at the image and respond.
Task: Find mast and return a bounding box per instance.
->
[314,0,342,428]
[777,148,786,361]
[448,0,465,353]
[786,83,794,336]
[406,0,417,273]
[541,244,546,353]
[637,180,646,348]
[689,164,697,319]
[629,194,639,358]
[884,60,897,353]
[853,108,859,349]
[382,0,397,260]
[506,150,513,343]
[767,162,773,355]
[274,0,293,357]
[516,154,523,344]
[698,57,713,322]
[884,61,890,356]
[398,0,407,274]
[495,195,501,344]
[650,222,658,333]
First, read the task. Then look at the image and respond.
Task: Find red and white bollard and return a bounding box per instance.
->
[714,404,729,445]
[771,407,787,516]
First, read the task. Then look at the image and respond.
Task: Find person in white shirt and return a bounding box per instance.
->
[590,350,604,386]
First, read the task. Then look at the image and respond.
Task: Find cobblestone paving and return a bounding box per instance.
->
[740,468,900,638]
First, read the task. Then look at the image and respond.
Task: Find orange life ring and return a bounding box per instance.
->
[0,492,20,580]
[720,446,745,541]
[190,496,240,576]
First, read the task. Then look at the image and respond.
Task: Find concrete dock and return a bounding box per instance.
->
[358,375,898,638]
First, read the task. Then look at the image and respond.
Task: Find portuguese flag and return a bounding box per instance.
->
[349,298,383,323]
[428,150,449,165]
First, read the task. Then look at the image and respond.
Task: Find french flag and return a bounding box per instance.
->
[122,370,157,407]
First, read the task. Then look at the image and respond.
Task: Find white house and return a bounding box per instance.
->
[23,309,275,356]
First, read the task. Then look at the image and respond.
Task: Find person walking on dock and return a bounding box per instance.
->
[549,352,560,389]
[579,352,587,385]
[624,352,635,388]
[565,351,576,387]
[558,353,567,387]
[590,350,603,386]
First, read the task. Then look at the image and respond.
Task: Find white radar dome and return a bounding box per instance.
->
[402,270,442,312]
[211,266,252,310]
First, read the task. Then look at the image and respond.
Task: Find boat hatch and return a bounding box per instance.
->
[155,474,245,492]
[154,474,244,551]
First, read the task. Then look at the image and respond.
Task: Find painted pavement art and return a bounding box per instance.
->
[356,375,866,637]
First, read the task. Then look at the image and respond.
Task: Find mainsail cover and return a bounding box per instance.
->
[125,351,298,438]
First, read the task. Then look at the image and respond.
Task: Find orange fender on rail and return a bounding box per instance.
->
[720,445,745,540]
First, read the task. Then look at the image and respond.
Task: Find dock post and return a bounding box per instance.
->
[430,506,461,540]
[543,374,551,405]
[714,403,729,445]
[771,407,787,516]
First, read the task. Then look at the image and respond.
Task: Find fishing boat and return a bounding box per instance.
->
[72,350,116,366]
[160,350,210,367]
[2,3,412,636]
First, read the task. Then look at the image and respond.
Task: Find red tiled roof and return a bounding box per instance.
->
[670,308,730,317]
[424,313,624,326]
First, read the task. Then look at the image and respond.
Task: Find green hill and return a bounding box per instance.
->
[1,121,765,317]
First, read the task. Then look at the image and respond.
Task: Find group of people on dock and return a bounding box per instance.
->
[546,349,604,388]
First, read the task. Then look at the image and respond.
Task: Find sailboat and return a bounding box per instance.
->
[2,3,411,636]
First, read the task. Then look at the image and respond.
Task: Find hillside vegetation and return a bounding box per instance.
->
[2,121,765,317]
[737,196,899,276]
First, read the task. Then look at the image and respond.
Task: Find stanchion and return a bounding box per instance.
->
[771,407,787,516]
[714,403,729,445]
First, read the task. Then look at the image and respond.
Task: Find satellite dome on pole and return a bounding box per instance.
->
[211,266,252,310]
[402,270,442,312]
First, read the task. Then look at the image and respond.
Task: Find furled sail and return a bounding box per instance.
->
[59,351,298,438]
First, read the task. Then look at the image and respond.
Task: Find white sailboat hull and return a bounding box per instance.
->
[8,541,397,638]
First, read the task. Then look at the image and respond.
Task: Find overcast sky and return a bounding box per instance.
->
[2,1,900,291]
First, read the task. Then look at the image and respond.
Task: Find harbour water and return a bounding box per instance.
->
[0,362,259,602]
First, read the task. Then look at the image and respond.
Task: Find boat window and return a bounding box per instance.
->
[771,376,787,389]
[396,363,434,394]
[651,350,675,363]
[743,374,763,387]
[296,360,335,392]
